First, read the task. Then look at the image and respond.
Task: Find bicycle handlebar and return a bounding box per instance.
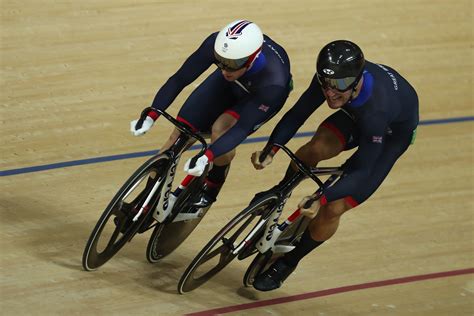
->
[272,144,322,185]
[258,144,273,164]
[271,143,343,188]
[138,107,208,157]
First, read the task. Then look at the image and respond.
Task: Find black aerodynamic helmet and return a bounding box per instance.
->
[316,40,365,92]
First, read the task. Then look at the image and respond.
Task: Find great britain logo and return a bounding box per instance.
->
[226,20,252,39]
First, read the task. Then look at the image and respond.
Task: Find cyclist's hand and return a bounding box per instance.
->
[298,194,320,219]
[184,154,210,177]
[251,150,274,170]
[130,107,159,136]
[130,116,154,136]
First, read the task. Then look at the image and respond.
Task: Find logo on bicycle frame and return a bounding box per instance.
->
[265,197,288,241]
[162,158,178,210]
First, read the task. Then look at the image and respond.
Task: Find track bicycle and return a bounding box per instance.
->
[82,108,212,271]
[178,143,344,293]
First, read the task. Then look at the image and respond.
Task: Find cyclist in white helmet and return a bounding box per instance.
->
[130,20,293,207]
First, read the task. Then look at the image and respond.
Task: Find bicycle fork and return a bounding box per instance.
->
[152,157,180,223]
[153,166,205,223]
[255,174,340,254]
[230,196,289,256]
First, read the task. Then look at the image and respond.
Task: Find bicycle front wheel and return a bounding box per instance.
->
[178,194,278,294]
[82,154,169,271]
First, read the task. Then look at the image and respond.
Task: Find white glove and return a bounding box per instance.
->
[251,150,274,170]
[184,154,210,177]
[130,116,154,136]
[298,194,321,219]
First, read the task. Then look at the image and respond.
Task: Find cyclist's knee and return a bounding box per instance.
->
[161,128,181,151]
[296,139,337,165]
[319,200,351,220]
[310,130,344,160]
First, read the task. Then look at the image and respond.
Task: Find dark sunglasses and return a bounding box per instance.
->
[214,51,248,72]
[317,73,358,92]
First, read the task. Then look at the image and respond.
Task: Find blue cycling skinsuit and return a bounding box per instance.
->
[268,61,419,207]
[150,32,293,161]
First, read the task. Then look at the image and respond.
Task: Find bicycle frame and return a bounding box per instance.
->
[131,108,208,226]
[233,144,343,256]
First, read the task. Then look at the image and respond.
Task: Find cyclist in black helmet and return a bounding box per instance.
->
[250,40,419,291]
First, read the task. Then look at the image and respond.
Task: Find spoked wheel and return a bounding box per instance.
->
[178,195,278,294]
[145,175,206,263]
[82,155,169,271]
[243,215,310,287]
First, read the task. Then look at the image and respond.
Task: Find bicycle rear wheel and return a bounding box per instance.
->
[82,154,169,271]
[178,195,278,294]
[145,175,206,263]
[243,215,310,287]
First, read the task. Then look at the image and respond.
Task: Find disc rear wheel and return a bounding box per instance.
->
[145,175,206,263]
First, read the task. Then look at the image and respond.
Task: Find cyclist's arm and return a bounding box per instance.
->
[204,85,289,160]
[266,74,325,150]
[321,115,387,205]
[151,33,217,111]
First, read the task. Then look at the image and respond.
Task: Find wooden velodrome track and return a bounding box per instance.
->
[1,0,473,315]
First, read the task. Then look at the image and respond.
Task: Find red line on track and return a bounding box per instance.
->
[185,267,474,316]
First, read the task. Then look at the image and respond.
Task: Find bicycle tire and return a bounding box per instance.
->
[145,174,206,263]
[82,154,169,271]
[177,194,278,294]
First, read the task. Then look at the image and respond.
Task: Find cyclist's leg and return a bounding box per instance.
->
[211,112,238,164]
[281,129,413,266]
[160,69,234,152]
[160,127,185,152]
[203,86,289,203]
[198,112,238,202]
[279,109,358,187]
[253,111,358,291]
[252,198,353,291]
[348,127,413,204]
[209,88,289,202]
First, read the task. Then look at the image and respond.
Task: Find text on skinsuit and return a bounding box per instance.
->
[376,64,399,90]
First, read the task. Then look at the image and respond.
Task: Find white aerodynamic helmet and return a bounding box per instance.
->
[214,20,264,71]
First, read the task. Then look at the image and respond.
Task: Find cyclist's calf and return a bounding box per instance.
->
[308,199,352,241]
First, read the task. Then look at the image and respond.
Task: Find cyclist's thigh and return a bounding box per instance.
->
[313,109,358,151]
[227,92,288,136]
[177,70,236,132]
[211,113,238,140]
[351,130,413,204]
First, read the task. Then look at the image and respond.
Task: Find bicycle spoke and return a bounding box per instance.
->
[226,213,257,244]
[105,225,122,250]
[201,241,231,263]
